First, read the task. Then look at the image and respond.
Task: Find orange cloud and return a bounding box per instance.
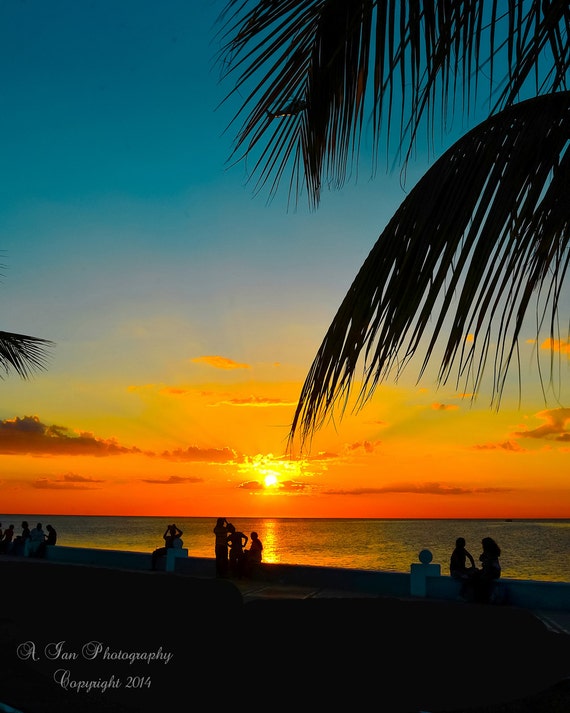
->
[32,472,103,490]
[431,403,460,411]
[324,482,513,496]
[191,355,250,370]
[158,445,238,462]
[541,338,570,354]
[141,475,203,484]
[514,407,570,441]
[346,440,381,454]
[214,396,295,407]
[472,440,525,452]
[0,416,143,457]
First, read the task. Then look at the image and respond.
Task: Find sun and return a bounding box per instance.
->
[264,474,278,488]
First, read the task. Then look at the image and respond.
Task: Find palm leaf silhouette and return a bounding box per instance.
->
[217,1,569,446]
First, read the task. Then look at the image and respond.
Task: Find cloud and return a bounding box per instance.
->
[158,445,238,462]
[431,403,459,411]
[32,472,103,490]
[541,338,570,354]
[238,479,308,492]
[214,395,295,407]
[345,440,381,454]
[472,440,525,452]
[191,355,250,370]
[141,475,203,484]
[514,407,570,441]
[0,416,143,457]
[324,482,513,496]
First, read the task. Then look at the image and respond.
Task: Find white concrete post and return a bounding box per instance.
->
[410,549,441,597]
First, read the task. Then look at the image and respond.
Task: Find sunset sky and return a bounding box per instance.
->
[1,0,568,519]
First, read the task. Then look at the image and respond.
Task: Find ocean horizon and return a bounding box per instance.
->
[2,515,568,583]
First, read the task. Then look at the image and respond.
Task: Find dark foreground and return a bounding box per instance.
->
[1,560,569,713]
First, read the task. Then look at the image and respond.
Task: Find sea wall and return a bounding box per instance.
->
[41,545,570,611]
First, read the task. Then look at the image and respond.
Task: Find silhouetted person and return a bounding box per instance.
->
[151,524,183,570]
[0,524,14,554]
[227,523,248,578]
[12,521,30,556]
[213,517,230,577]
[450,537,476,600]
[45,524,57,546]
[26,522,45,557]
[466,537,502,604]
[37,524,57,558]
[243,531,263,578]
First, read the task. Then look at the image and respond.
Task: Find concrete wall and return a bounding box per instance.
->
[42,545,570,611]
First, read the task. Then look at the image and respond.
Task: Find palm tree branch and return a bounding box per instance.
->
[218,0,569,207]
[0,331,55,380]
[288,92,570,447]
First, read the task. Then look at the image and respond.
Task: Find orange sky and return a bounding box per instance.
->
[2,348,569,518]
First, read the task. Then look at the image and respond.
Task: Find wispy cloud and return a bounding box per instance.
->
[213,395,296,407]
[141,475,203,484]
[541,338,570,354]
[514,407,570,441]
[472,440,525,452]
[158,445,238,462]
[431,403,460,411]
[191,355,250,370]
[32,472,104,490]
[324,482,513,496]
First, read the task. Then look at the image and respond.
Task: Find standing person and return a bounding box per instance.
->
[450,536,476,601]
[471,537,502,604]
[226,523,248,578]
[213,518,230,578]
[243,531,263,578]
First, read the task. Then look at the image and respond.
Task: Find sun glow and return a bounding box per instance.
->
[264,474,278,488]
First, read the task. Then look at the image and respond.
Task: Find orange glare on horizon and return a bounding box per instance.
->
[264,474,278,488]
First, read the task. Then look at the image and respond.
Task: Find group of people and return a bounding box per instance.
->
[0,520,57,557]
[213,518,263,578]
[450,536,502,603]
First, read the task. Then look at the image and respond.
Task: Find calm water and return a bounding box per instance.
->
[1,515,569,583]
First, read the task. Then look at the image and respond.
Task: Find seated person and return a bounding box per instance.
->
[450,536,476,600]
[151,524,184,569]
[242,531,263,577]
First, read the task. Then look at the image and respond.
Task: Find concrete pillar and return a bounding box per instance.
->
[410,549,441,597]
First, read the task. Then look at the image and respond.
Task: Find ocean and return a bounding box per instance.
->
[1,515,568,583]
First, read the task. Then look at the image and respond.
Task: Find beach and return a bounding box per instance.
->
[1,557,569,713]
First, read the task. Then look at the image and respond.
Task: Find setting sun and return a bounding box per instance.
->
[264,474,278,488]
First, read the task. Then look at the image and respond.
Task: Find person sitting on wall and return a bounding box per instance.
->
[0,524,15,554]
[25,522,46,557]
[242,531,263,578]
[151,524,183,570]
[37,524,58,558]
[449,536,476,601]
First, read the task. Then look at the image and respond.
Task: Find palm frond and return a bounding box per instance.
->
[217,0,569,207]
[288,92,570,447]
[0,331,54,380]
